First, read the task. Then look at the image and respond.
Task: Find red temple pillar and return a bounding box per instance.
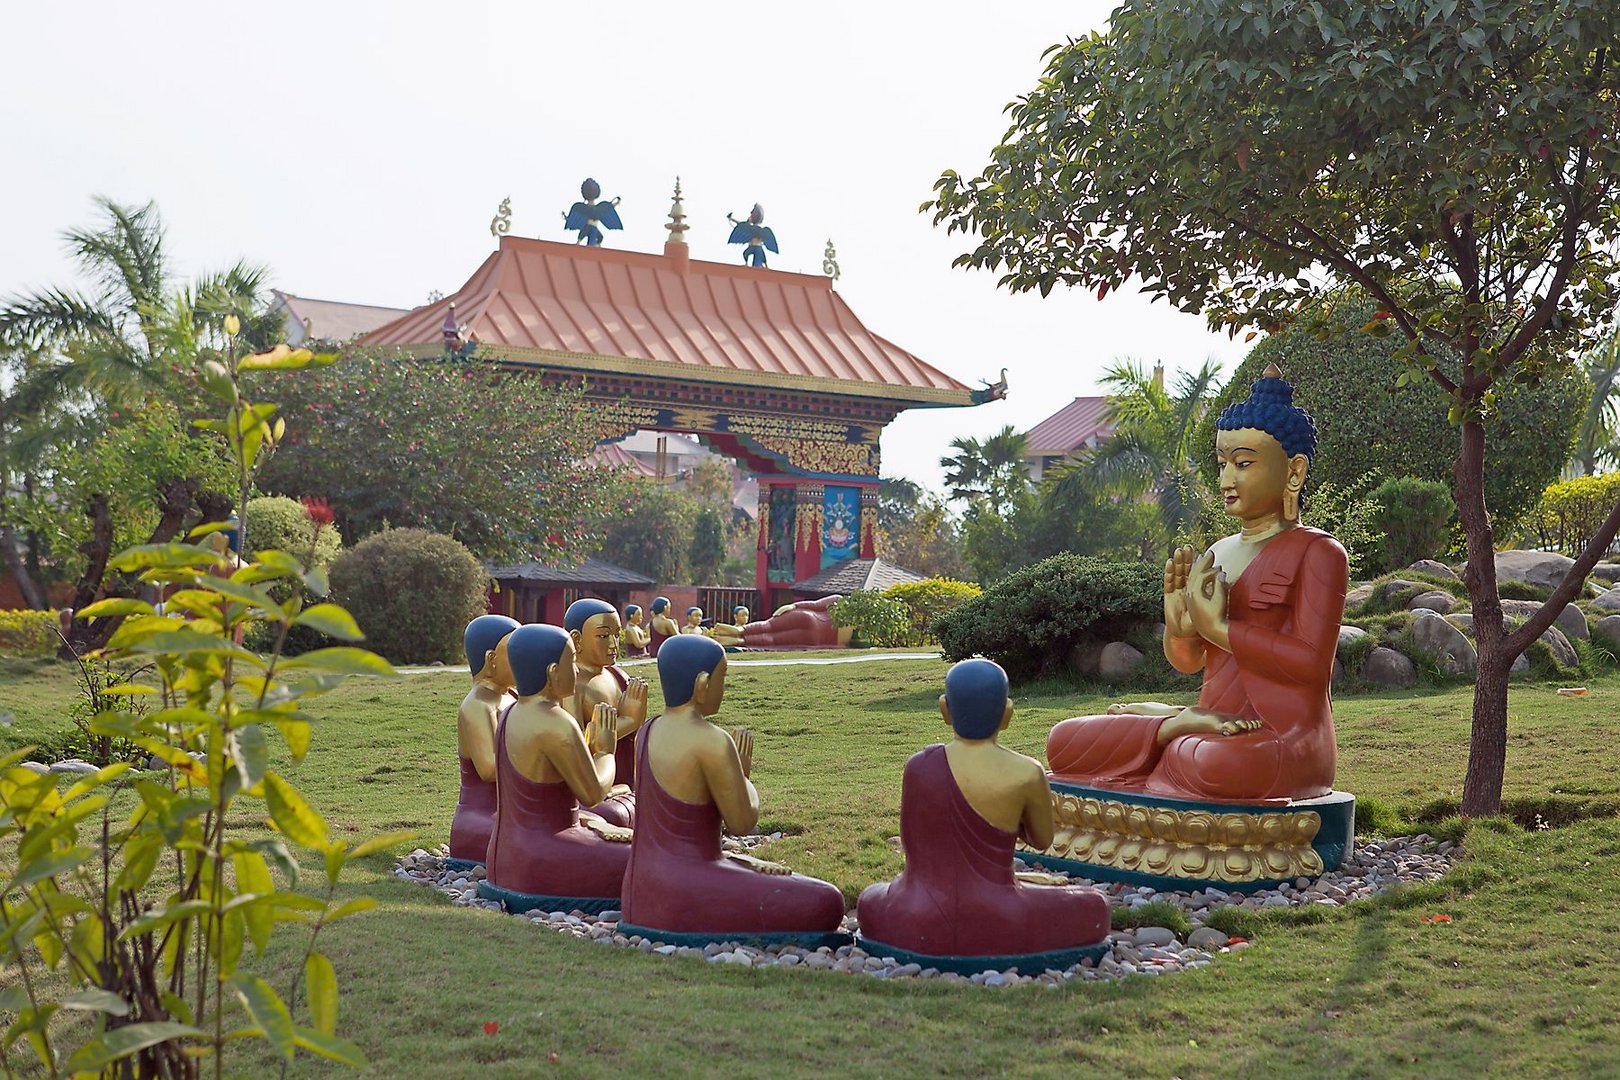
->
[755,482,773,602]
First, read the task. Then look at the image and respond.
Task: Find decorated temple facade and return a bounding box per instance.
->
[362,184,1000,609]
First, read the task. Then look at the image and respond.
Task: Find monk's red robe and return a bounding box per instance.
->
[448,755,496,863]
[857,745,1108,957]
[620,717,844,935]
[1047,527,1347,802]
[483,708,630,900]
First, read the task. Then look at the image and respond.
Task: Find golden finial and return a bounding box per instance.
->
[1262,362,1283,379]
[665,177,688,247]
[823,239,841,281]
[489,196,512,239]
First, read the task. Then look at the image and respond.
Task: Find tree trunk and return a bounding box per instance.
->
[1455,418,1512,817]
[0,523,45,609]
[60,493,116,658]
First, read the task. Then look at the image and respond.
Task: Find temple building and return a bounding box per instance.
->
[361,183,1001,609]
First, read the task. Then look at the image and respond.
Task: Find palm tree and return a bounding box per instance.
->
[1049,358,1224,550]
[939,425,1030,515]
[1570,324,1620,477]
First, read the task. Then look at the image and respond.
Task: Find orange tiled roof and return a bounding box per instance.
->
[360,236,975,406]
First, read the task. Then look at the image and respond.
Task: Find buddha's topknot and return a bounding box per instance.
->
[1215,369,1317,464]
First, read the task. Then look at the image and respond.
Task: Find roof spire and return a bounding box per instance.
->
[664,176,690,270]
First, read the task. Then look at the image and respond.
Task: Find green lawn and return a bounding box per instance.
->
[3,656,1619,1078]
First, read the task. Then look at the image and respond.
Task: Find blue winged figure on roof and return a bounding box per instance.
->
[727,203,778,267]
[563,178,623,246]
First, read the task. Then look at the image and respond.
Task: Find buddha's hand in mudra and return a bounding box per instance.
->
[1163,545,1199,638]
[586,704,618,756]
[730,728,754,778]
[619,678,649,722]
[1185,550,1231,650]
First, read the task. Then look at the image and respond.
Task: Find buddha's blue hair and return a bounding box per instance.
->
[506,624,571,697]
[650,596,671,615]
[944,659,1009,740]
[658,634,726,708]
[564,597,616,633]
[464,614,520,674]
[1215,374,1317,464]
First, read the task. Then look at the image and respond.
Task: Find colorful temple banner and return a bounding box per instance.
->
[767,487,798,583]
[821,486,861,569]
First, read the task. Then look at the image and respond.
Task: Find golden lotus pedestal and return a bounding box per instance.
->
[1019,781,1356,892]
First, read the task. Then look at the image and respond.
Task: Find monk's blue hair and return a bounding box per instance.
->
[1216,372,1317,464]
[650,596,671,614]
[686,607,702,617]
[945,659,1009,740]
[464,614,520,675]
[625,604,641,617]
[564,597,616,633]
[505,624,571,697]
[732,606,748,619]
[658,634,726,708]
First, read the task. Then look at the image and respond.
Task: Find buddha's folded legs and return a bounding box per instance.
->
[1045,712,1165,782]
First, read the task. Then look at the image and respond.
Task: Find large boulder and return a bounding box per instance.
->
[1344,582,1375,609]
[1591,586,1620,613]
[1493,550,1576,592]
[1594,615,1620,650]
[1098,642,1146,680]
[1362,646,1416,688]
[1499,598,1588,642]
[1338,625,1368,649]
[1445,614,1551,675]
[1409,559,1459,580]
[1592,563,1620,583]
[1067,640,1104,677]
[1409,614,1477,676]
[1377,579,1426,605]
[1408,590,1458,615]
[1540,626,1580,670]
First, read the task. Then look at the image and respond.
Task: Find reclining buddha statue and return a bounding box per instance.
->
[857,659,1110,972]
[1036,366,1354,888]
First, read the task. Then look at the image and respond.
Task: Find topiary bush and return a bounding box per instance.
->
[883,577,981,645]
[243,495,345,654]
[934,554,1160,681]
[330,527,488,663]
[1195,288,1586,535]
[829,590,913,648]
[1370,476,1455,574]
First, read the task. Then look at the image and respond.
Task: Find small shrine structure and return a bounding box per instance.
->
[362,183,1002,608]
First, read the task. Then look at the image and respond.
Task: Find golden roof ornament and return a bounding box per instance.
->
[490,196,512,239]
[823,239,841,281]
[665,177,689,247]
[1263,362,1284,379]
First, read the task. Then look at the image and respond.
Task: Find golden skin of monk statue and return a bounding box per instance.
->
[508,636,623,812]
[458,635,515,786]
[649,600,681,644]
[1046,365,1347,803]
[679,607,707,635]
[569,608,649,754]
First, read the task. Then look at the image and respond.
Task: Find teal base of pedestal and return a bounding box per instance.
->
[443,857,482,873]
[615,922,852,951]
[855,936,1109,976]
[474,881,619,915]
[1029,783,1356,894]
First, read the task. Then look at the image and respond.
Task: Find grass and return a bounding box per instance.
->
[4,655,1620,1077]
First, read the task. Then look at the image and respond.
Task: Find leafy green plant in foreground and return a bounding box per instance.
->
[0,317,407,1077]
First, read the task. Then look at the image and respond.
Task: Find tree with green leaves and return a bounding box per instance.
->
[687,506,727,585]
[927,1,1620,815]
[1052,359,1223,553]
[939,425,1030,515]
[1570,322,1620,476]
[876,478,972,581]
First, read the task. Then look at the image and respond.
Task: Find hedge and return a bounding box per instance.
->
[329,528,488,664]
[0,610,57,658]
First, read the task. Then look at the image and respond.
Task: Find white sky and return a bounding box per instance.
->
[1,0,1247,492]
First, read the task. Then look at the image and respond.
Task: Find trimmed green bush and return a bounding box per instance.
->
[1195,289,1586,534]
[1370,476,1455,574]
[243,496,344,654]
[883,577,981,645]
[1517,472,1620,558]
[829,591,912,648]
[935,554,1160,681]
[330,527,487,664]
[0,609,57,658]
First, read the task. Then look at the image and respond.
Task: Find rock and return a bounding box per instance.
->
[48,759,98,775]
[983,972,1008,988]
[1337,626,1368,651]
[1493,549,1574,591]
[1446,613,1474,636]
[1188,927,1230,951]
[1408,590,1458,615]
[1500,599,1588,642]
[1593,615,1620,650]
[1098,642,1146,680]
[1511,653,1530,676]
[1067,640,1104,677]
[1331,658,1344,687]
[1591,586,1620,612]
[654,945,677,956]
[1377,579,1425,605]
[1362,646,1416,688]
[1344,582,1375,608]
[1408,559,1458,580]
[1409,613,1477,676]
[1132,926,1177,947]
[1539,626,1580,670]
[1593,563,1620,584]
[17,760,49,774]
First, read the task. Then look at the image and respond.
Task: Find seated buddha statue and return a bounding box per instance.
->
[1045,366,1347,803]
[622,604,650,658]
[617,634,847,945]
[680,607,707,635]
[857,659,1110,967]
[447,614,519,869]
[564,599,648,828]
[479,624,633,913]
[647,596,680,657]
[708,595,853,650]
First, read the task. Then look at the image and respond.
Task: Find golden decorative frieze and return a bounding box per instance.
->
[1023,790,1325,884]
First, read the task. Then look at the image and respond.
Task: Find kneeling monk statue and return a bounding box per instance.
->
[857,659,1110,972]
[617,634,848,947]
[1038,366,1353,886]
[478,624,633,914]
[447,614,519,870]
[564,598,648,827]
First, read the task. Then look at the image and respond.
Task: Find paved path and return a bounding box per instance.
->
[394,651,940,676]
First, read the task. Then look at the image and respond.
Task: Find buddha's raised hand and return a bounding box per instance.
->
[619,678,649,721]
[586,704,619,756]
[1163,545,1198,638]
[1186,551,1230,645]
[730,728,754,778]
